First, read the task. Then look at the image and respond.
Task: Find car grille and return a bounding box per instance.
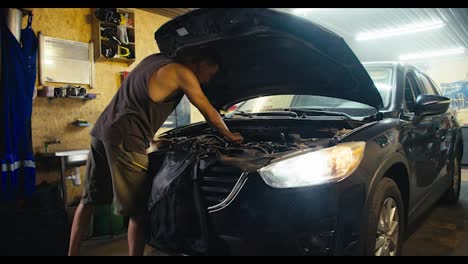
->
[201,164,245,210]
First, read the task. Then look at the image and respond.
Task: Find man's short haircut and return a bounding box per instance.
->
[176,46,223,69]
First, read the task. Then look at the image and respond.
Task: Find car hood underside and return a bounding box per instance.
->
[154,8,384,110]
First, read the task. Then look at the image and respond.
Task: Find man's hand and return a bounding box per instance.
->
[225,132,244,145]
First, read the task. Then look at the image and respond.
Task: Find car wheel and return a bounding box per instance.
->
[442,157,461,204]
[365,178,404,256]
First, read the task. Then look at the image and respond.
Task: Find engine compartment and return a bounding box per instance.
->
[153,118,358,156]
[146,118,365,174]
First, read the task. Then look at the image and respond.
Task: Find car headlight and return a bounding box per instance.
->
[258,141,366,188]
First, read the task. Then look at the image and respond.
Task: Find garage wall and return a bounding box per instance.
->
[424,57,468,125]
[424,57,468,86]
[26,8,169,204]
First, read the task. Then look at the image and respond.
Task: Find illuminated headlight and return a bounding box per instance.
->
[258,142,366,188]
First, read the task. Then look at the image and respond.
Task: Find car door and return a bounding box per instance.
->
[415,71,453,193]
[401,69,439,214]
[428,78,457,172]
[414,71,447,176]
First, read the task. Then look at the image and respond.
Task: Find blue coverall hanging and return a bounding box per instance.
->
[0,12,38,201]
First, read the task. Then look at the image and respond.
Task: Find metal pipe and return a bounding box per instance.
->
[60,157,68,209]
[6,8,22,44]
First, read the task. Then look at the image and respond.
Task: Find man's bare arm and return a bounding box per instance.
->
[176,66,242,143]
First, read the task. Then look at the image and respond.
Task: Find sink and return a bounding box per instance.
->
[37,149,90,208]
[54,150,89,156]
[39,149,89,167]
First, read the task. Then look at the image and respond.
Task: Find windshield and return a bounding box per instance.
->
[232,65,394,118]
[156,65,394,135]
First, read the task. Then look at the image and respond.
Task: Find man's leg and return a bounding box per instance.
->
[128,215,146,256]
[69,137,113,256]
[103,141,151,256]
[68,203,95,256]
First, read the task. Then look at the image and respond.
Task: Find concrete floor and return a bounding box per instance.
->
[80,235,167,256]
[79,169,468,256]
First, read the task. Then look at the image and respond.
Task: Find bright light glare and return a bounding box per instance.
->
[292,8,321,16]
[258,142,366,188]
[376,83,393,91]
[356,21,445,41]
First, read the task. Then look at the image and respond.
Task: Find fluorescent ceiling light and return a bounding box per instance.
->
[292,8,321,16]
[399,48,465,61]
[376,83,393,91]
[356,21,445,41]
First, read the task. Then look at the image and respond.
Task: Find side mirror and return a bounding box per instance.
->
[415,94,451,116]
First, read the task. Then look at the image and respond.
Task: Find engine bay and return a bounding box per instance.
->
[152,119,357,156]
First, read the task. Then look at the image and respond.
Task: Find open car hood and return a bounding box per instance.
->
[154,8,383,110]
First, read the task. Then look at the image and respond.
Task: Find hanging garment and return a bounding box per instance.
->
[0,13,38,201]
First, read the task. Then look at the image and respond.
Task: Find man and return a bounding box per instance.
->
[68,47,244,256]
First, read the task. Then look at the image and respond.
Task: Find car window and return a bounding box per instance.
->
[416,71,436,95]
[232,65,394,118]
[407,72,422,96]
[428,77,442,96]
[405,71,422,113]
[161,95,191,128]
[405,75,416,112]
[235,94,377,117]
[365,67,393,107]
[235,95,295,112]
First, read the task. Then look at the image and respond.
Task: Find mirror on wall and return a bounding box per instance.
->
[38,32,94,87]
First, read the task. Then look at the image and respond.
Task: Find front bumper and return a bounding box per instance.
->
[152,167,369,256]
[209,171,367,256]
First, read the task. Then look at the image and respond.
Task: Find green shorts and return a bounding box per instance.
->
[81,137,151,217]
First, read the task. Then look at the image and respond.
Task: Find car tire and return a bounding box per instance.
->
[364,178,404,256]
[441,157,461,205]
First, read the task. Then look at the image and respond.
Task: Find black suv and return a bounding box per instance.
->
[147,8,463,256]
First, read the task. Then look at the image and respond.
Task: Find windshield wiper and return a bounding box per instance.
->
[229,110,254,117]
[253,111,299,118]
[229,110,299,118]
[284,108,355,120]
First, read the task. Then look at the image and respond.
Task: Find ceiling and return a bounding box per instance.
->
[142,8,468,64]
[274,8,468,63]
